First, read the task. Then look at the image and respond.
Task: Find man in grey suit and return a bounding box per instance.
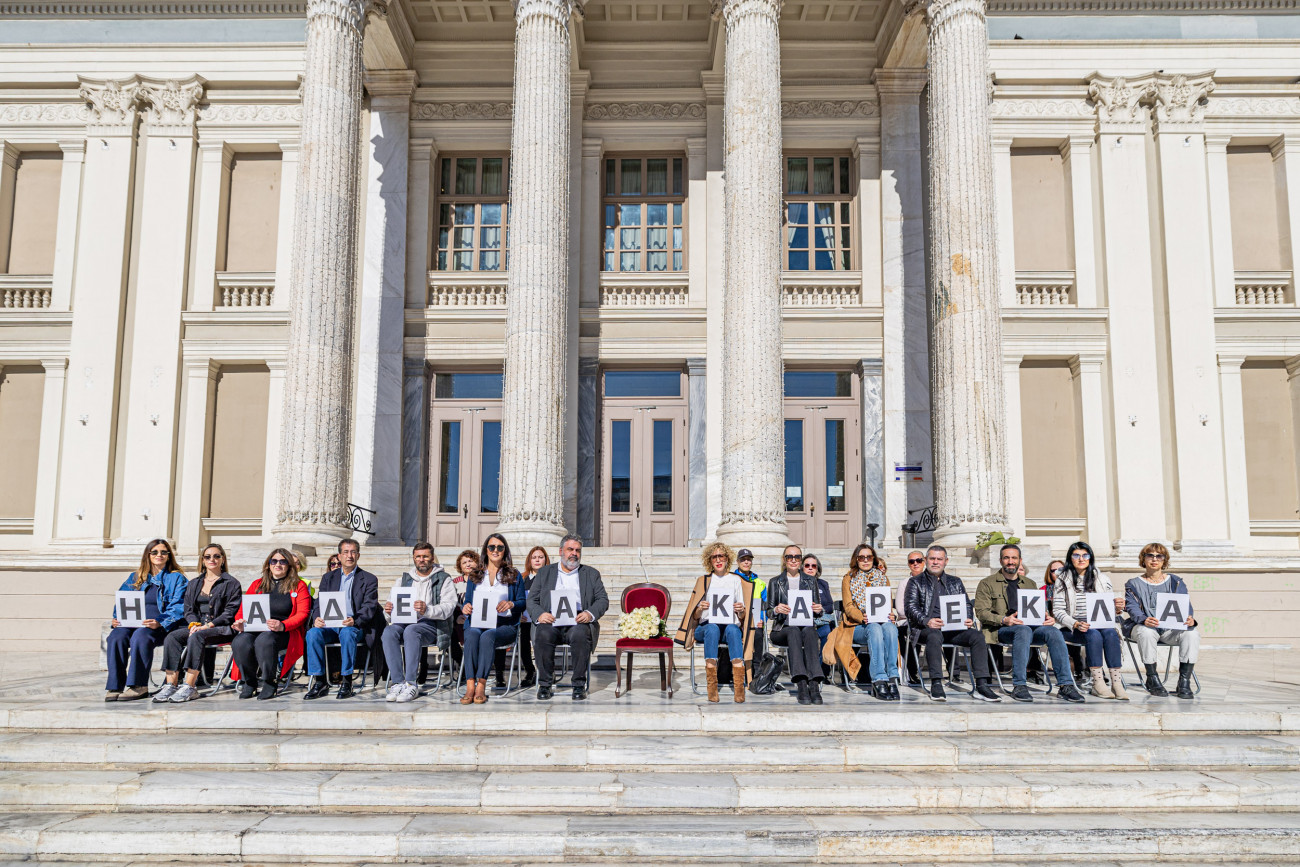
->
[527,534,608,701]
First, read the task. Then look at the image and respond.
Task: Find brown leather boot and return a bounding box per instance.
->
[461,678,477,705]
[705,659,719,703]
[732,661,746,703]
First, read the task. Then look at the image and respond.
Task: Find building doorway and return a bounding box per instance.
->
[783,371,862,549]
[428,372,502,550]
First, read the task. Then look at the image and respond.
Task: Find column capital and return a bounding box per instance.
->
[858,357,883,377]
[40,357,69,375]
[874,68,928,100]
[409,137,434,163]
[138,75,206,137]
[402,356,425,378]
[1273,135,1300,157]
[1086,71,1155,134]
[1070,353,1105,376]
[1150,71,1215,134]
[183,357,221,380]
[1217,353,1247,372]
[1002,350,1024,368]
[512,0,582,25]
[852,135,881,160]
[685,136,706,161]
[716,0,780,24]
[307,0,387,30]
[686,357,707,375]
[990,134,1014,154]
[77,76,140,137]
[57,139,86,159]
[925,0,986,27]
[1064,132,1095,155]
[701,71,724,104]
[197,139,232,160]
[1286,356,1300,380]
[364,69,417,103]
[582,137,603,159]
[277,139,301,157]
[1205,133,1233,153]
[579,357,601,377]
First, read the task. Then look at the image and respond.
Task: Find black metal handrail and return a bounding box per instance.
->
[902,505,938,536]
[346,503,377,536]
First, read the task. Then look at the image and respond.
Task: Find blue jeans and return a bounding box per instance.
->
[105,624,172,691]
[463,624,518,680]
[853,622,901,682]
[305,625,362,677]
[1064,626,1122,669]
[997,624,1073,687]
[695,623,744,661]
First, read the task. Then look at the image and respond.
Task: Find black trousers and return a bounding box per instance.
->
[918,626,990,680]
[533,622,594,686]
[494,621,535,680]
[230,629,291,684]
[161,625,233,673]
[771,625,824,682]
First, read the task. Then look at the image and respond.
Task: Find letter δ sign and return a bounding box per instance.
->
[319,591,347,628]
[1017,589,1046,626]
[788,589,814,626]
[471,587,503,629]
[707,586,735,625]
[551,590,579,626]
[115,590,146,627]
[391,589,418,625]
[1085,593,1116,627]
[865,588,892,623]
[939,594,966,631]
[243,594,271,632]
[1156,593,1189,631]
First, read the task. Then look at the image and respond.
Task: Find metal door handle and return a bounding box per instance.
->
[636,504,640,517]
[463,504,468,518]
[810,503,815,516]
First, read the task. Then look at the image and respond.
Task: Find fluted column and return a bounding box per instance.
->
[495,0,577,547]
[924,0,1011,547]
[715,0,790,549]
[274,0,381,545]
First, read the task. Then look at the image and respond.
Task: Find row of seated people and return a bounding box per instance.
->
[104,535,1200,705]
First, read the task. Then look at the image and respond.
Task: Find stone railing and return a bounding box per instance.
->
[216,272,276,308]
[427,272,508,307]
[781,272,862,307]
[1015,271,1075,306]
[0,274,53,309]
[599,273,689,307]
[1234,271,1292,306]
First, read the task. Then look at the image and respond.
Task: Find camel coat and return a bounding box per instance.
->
[674,574,757,681]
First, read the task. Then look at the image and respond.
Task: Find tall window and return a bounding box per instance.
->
[602,155,685,272]
[783,154,853,271]
[435,155,509,271]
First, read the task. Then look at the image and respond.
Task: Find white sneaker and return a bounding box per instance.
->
[385,683,401,702]
[395,682,419,703]
[169,684,198,702]
[152,684,178,703]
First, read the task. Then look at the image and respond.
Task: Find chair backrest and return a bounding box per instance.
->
[621,582,671,620]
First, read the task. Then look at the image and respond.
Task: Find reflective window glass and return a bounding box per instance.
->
[783,371,852,398]
[652,419,672,512]
[437,421,461,514]
[434,373,504,400]
[825,419,846,512]
[604,371,682,397]
[611,420,631,513]
[479,421,501,514]
[785,419,804,512]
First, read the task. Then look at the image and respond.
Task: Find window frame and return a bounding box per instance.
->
[433,153,511,273]
[601,153,688,274]
[781,152,856,273]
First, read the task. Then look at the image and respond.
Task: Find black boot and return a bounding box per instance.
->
[795,678,812,705]
[809,680,823,705]
[1143,663,1169,697]
[1176,663,1195,699]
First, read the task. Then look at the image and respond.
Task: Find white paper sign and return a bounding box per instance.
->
[1085,593,1116,627]
[115,590,146,627]
[706,587,736,625]
[471,587,503,629]
[865,588,893,623]
[939,594,966,631]
[391,589,418,625]
[788,589,814,626]
[1017,589,1047,626]
[1156,592,1189,631]
[243,594,271,632]
[319,591,347,628]
[551,590,579,626]
[751,597,764,627]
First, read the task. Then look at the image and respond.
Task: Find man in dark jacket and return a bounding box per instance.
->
[527,534,608,701]
[304,539,382,700]
[904,545,1001,703]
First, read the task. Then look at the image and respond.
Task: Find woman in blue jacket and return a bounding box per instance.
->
[459,533,527,705]
[105,539,188,701]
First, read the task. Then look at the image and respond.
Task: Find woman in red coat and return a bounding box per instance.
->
[230,548,311,700]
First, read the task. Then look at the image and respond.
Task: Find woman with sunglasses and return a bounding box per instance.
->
[766,547,834,705]
[498,545,548,689]
[229,548,311,700]
[675,543,753,703]
[1124,542,1199,699]
[459,534,526,704]
[826,543,900,701]
[1051,541,1128,700]
[105,539,189,701]
[154,544,242,702]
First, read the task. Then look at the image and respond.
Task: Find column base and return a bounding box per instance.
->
[930,521,1012,551]
[1175,538,1237,559]
[272,522,352,549]
[493,517,567,549]
[715,518,792,551]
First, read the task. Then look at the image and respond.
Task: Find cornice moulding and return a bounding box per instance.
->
[988,0,1298,12]
[0,0,306,15]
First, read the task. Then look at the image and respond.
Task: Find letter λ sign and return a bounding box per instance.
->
[1085,593,1115,627]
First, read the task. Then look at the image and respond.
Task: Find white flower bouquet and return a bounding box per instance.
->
[617,605,667,640]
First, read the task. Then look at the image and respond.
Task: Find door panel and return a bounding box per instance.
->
[784,401,861,548]
[428,404,501,549]
[784,418,808,547]
[601,404,687,546]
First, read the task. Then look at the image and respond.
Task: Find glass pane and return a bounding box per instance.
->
[479,421,501,514]
[611,419,631,513]
[436,250,447,269]
[620,228,640,251]
[620,252,640,271]
[604,371,681,397]
[481,203,502,225]
[647,251,668,271]
[673,203,682,225]
[672,227,682,250]
[455,204,475,224]
[604,252,615,271]
[783,371,852,397]
[605,159,615,196]
[673,158,683,196]
[673,251,682,270]
[479,251,501,271]
[787,202,808,224]
[620,203,641,226]
[813,157,835,195]
[604,228,615,251]
[841,226,851,251]
[825,419,846,512]
[785,419,804,512]
[653,419,672,512]
[435,373,504,399]
[815,249,835,270]
[480,227,501,249]
[439,158,451,196]
[455,158,477,195]
[621,159,641,196]
[788,250,809,270]
[454,227,474,249]
[439,203,451,226]
[786,157,808,194]
[839,157,850,194]
[787,225,808,249]
[437,227,449,250]
[605,204,616,228]
[841,202,851,224]
[453,251,473,270]
[438,421,461,513]
[481,158,504,196]
[647,203,668,226]
[647,158,668,195]
[647,227,668,251]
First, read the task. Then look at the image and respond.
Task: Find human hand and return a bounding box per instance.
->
[142,619,160,629]
[314,617,325,629]
[383,601,393,614]
[496,600,512,613]
[776,604,791,615]
[928,618,943,629]
[576,611,593,624]
[812,604,824,615]
[413,600,427,614]
[537,612,555,625]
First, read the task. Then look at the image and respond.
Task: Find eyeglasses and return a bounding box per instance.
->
[268,558,289,566]
[1070,552,1090,560]
[1145,553,1166,560]
[784,554,801,560]
[710,553,728,559]
[203,554,222,561]
[802,562,817,569]
[486,544,505,553]
[149,549,168,557]
[907,558,924,565]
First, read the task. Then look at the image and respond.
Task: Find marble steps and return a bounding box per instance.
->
[5,810,1300,862]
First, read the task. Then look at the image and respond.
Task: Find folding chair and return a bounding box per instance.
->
[831,602,869,694]
[320,632,379,691]
[905,629,1000,697]
[453,629,524,700]
[989,637,1077,697]
[1123,633,1201,695]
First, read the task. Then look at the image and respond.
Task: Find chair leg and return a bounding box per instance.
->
[625,652,634,695]
[667,649,675,698]
[614,648,624,698]
[689,644,704,696]
[987,647,1005,693]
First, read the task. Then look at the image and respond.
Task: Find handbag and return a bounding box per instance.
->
[750,651,784,695]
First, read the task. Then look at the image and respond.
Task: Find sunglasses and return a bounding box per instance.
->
[784,554,801,560]
[802,561,817,569]
[486,544,505,553]
[268,558,289,566]
[1145,553,1166,560]
[907,558,924,565]
[1070,552,1090,560]
[856,555,872,561]
[203,554,223,561]
[710,553,728,559]
[149,549,169,557]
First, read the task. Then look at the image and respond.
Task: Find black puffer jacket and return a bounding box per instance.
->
[904,571,973,630]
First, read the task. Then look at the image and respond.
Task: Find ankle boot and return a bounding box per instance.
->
[1108,669,1129,701]
[795,678,812,705]
[1176,662,1195,699]
[705,659,719,703]
[461,678,477,705]
[1090,668,1114,699]
[1143,663,1169,697]
[731,661,746,703]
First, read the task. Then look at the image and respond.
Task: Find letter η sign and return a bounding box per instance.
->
[939,594,965,631]
[707,587,735,625]
[391,589,418,625]
[1156,592,1188,631]
[865,588,892,623]
[471,587,503,629]
[551,590,579,626]
[243,594,271,632]
[788,589,814,626]
[319,591,347,628]
[115,590,146,627]
[1017,589,1046,626]
[1085,593,1116,628]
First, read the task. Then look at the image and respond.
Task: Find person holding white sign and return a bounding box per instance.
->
[1051,541,1128,700]
[974,544,1084,704]
[156,544,243,703]
[527,534,609,701]
[381,542,457,703]
[903,546,1002,703]
[825,543,900,701]
[765,548,834,705]
[302,539,382,701]
[459,534,527,705]
[229,548,312,700]
[1123,542,1199,699]
[105,539,189,702]
[674,543,752,703]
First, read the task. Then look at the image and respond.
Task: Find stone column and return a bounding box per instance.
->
[715,0,789,548]
[924,0,1011,548]
[859,358,885,541]
[1216,355,1251,551]
[686,357,708,544]
[273,0,379,545]
[576,357,599,543]
[190,141,232,313]
[399,358,428,545]
[494,0,579,547]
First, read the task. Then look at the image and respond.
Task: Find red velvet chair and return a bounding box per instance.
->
[614,582,673,698]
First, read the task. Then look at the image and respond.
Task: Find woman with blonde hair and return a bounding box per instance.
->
[674,542,754,703]
[229,548,312,700]
[155,543,242,703]
[105,539,188,701]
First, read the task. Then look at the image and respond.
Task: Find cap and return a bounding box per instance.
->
[737,548,754,560]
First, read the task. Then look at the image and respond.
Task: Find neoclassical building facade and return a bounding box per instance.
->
[1,0,1299,563]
